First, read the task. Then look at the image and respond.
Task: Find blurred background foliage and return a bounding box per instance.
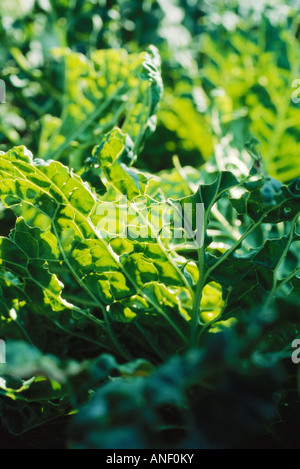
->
[0,0,299,179]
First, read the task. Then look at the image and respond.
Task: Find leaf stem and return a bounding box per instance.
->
[190,244,206,347]
[275,267,300,292]
[261,213,299,313]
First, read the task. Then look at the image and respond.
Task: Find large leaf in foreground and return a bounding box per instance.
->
[38,46,163,169]
[0,145,195,361]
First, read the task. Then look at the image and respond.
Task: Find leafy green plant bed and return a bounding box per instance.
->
[0,1,299,450]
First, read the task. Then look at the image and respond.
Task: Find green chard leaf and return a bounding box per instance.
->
[0,144,199,363]
[38,46,163,170]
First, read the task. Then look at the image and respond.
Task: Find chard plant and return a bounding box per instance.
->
[0,40,299,448]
